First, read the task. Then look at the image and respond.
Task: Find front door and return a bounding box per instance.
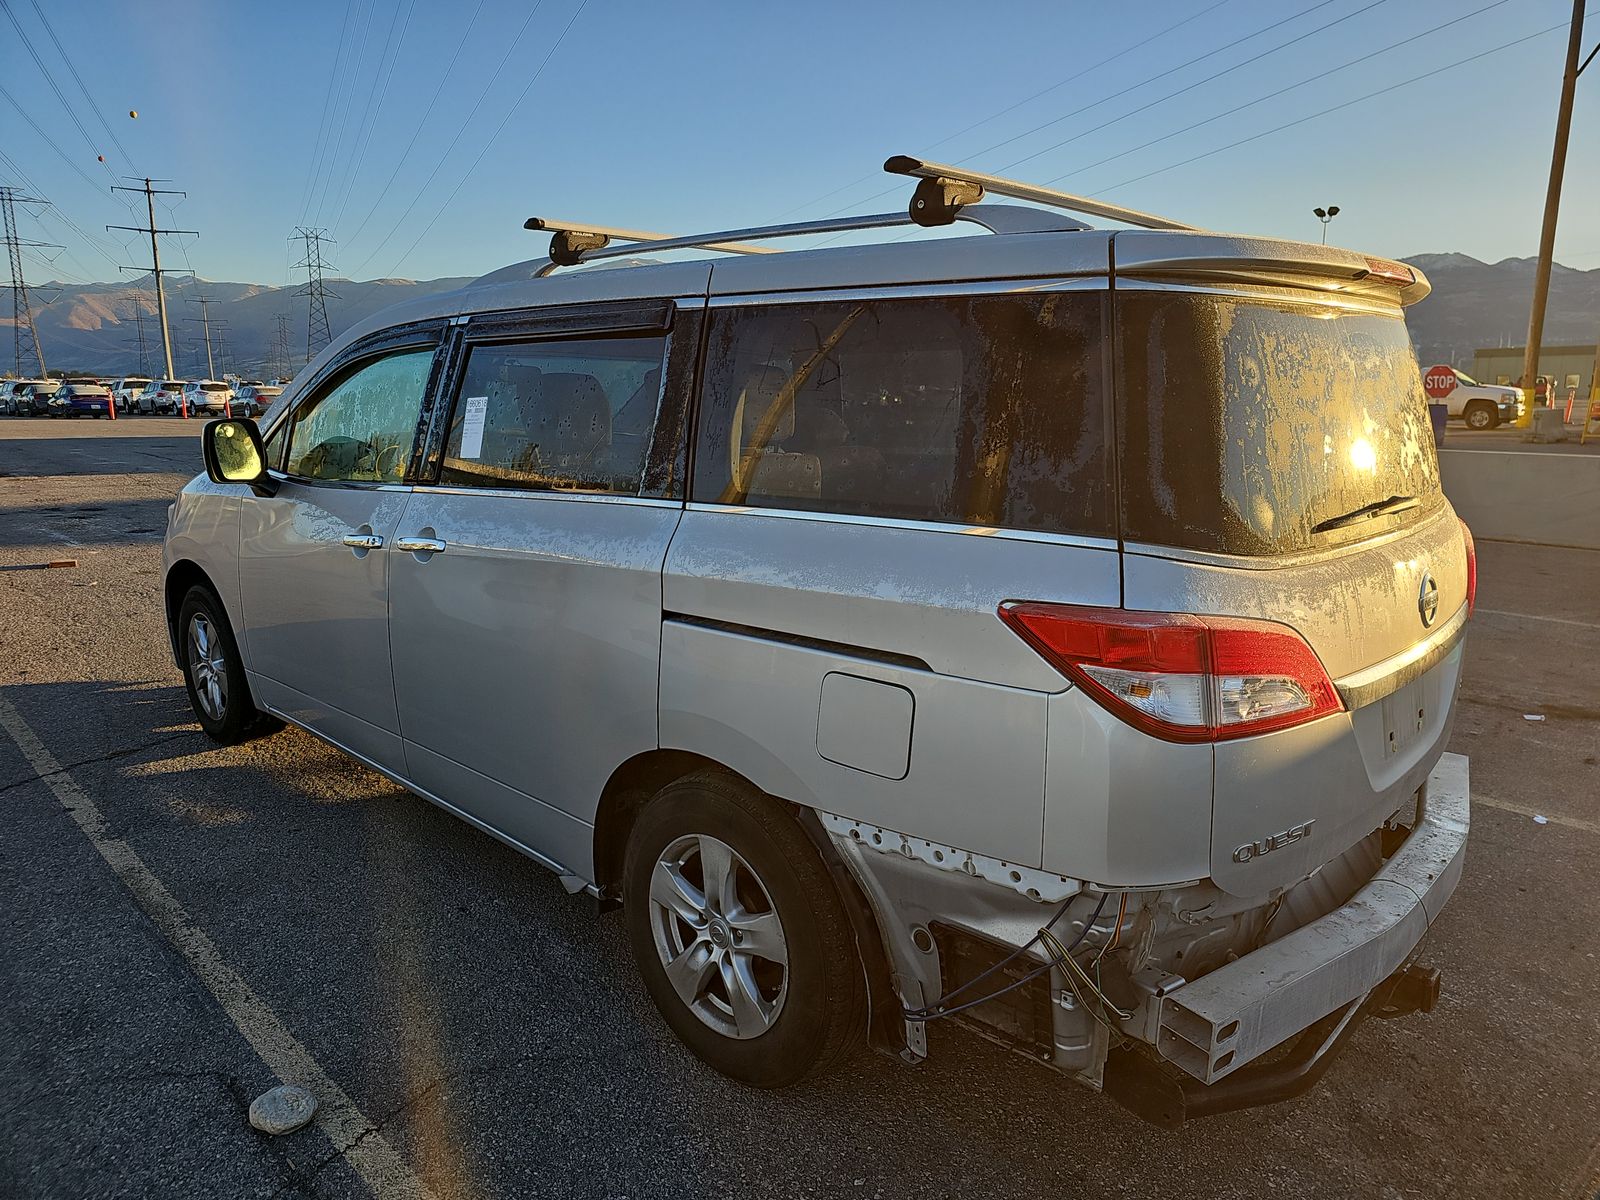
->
[238,342,439,771]
[387,307,693,876]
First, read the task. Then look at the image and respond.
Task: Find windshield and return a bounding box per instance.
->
[1116,292,1442,556]
[200,382,229,391]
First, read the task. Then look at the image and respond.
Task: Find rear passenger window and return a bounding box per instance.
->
[691,294,1110,536]
[438,336,666,494]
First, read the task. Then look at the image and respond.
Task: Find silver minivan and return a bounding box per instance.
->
[164,158,1472,1125]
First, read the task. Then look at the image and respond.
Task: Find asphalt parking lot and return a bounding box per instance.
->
[2,416,1598,1200]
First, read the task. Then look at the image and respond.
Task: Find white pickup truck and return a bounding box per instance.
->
[1423,364,1522,430]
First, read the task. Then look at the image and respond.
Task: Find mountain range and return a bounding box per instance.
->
[5,253,1597,378]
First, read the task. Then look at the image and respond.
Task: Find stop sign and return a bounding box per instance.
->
[1423,365,1458,399]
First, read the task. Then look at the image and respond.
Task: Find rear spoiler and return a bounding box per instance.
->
[1112,233,1431,307]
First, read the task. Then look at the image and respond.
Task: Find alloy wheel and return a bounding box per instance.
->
[187,612,228,721]
[647,833,789,1040]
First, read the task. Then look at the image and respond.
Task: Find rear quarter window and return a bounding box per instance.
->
[691,293,1111,537]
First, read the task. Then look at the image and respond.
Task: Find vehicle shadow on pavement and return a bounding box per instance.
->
[0,497,179,550]
[0,434,201,477]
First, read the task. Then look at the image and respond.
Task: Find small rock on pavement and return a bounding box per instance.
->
[248,1084,318,1135]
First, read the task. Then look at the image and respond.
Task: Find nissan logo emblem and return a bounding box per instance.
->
[1418,572,1440,628]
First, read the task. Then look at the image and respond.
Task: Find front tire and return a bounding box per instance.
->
[1464,401,1497,430]
[623,771,865,1087]
[177,585,264,743]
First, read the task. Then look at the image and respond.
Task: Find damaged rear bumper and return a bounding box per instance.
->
[1107,751,1469,1124]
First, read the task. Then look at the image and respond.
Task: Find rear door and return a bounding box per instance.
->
[1111,240,1466,895]
[385,293,702,877]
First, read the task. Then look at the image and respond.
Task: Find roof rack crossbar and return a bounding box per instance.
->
[884,155,1199,232]
[525,206,1076,276]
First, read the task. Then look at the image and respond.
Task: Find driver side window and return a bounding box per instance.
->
[284,348,434,483]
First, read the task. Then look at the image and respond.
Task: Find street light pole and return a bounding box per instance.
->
[1313,205,1341,244]
[1517,0,1586,428]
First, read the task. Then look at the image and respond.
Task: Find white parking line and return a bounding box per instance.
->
[1475,793,1600,836]
[1475,608,1600,631]
[0,693,436,1200]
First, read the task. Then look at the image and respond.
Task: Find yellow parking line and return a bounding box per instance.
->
[0,693,436,1200]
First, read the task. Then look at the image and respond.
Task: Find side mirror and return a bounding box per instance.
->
[202,419,277,496]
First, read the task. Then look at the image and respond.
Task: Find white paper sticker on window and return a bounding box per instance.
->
[460,395,488,459]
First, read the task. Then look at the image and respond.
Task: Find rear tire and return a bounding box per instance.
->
[1464,400,1497,430]
[623,770,865,1087]
[177,585,269,744]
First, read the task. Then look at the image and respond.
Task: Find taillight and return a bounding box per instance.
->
[1361,256,1415,288]
[1459,518,1477,616]
[998,603,1343,743]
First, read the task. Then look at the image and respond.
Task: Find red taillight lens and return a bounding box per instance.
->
[1459,518,1477,617]
[1362,256,1415,288]
[998,603,1343,743]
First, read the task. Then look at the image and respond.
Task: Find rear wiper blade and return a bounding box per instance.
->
[1311,494,1420,534]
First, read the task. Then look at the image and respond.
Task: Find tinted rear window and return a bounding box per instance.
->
[1115,292,1441,556]
[691,293,1110,537]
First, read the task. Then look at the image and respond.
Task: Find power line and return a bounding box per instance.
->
[989,0,1391,176]
[292,228,338,363]
[328,0,420,237]
[771,0,1234,221]
[24,0,136,168]
[1,185,53,376]
[296,0,358,222]
[0,83,121,210]
[0,0,119,184]
[348,0,551,276]
[308,0,382,225]
[1041,0,1512,188]
[383,0,590,278]
[339,0,487,254]
[802,0,1346,229]
[1094,13,1587,198]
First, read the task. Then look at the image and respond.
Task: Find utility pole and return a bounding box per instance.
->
[291,227,337,364]
[184,293,221,379]
[110,178,195,384]
[1517,0,1587,428]
[1,186,55,378]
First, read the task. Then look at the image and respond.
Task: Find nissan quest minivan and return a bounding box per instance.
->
[164,157,1471,1126]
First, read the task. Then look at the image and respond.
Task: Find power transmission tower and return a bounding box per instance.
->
[291,227,337,364]
[184,293,223,379]
[124,291,151,375]
[110,178,196,382]
[272,312,292,380]
[1,186,55,377]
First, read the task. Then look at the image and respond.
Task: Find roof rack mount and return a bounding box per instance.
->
[518,151,1195,275]
[883,154,1199,232]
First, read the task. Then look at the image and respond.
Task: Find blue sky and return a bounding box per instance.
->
[3,0,1597,286]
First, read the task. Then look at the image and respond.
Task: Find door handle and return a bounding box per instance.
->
[341,532,384,549]
[395,535,446,554]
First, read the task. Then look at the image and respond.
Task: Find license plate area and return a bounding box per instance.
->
[1381,678,1427,757]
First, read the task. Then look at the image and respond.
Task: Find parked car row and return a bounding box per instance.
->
[0,377,116,418]
[2,376,279,418]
